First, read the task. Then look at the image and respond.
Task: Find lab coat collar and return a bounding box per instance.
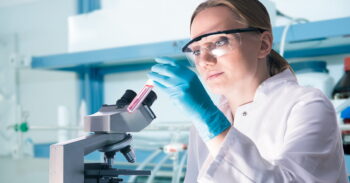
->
[254,68,297,100]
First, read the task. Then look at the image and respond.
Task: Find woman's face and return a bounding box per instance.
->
[190,6,267,95]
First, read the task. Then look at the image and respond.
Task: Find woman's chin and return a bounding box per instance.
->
[207,84,227,95]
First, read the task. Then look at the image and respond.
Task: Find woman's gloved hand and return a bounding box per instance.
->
[147,57,231,141]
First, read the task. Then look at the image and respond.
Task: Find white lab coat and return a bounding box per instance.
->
[184,69,349,183]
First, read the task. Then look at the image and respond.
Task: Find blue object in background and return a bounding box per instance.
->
[77,0,101,14]
[341,106,350,119]
[345,156,350,175]
[34,143,53,158]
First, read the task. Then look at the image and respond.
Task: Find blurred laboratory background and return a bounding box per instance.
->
[1,0,350,182]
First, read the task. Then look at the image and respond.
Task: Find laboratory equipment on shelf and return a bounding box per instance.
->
[290,60,334,98]
[49,89,157,183]
[332,57,350,154]
[333,57,350,99]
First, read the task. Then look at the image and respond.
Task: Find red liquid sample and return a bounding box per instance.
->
[127,84,154,112]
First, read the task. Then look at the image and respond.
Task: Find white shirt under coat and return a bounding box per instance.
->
[184,69,348,183]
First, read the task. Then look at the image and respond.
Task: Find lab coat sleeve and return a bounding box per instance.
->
[197,92,347,183]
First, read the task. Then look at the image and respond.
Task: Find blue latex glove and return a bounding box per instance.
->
[147,57,231,141]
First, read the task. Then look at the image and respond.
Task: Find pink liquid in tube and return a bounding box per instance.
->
[127,80,154,112]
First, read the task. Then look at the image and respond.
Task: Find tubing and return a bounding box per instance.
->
[146,153,172,183]
[128,148,162,183]
[174,152,187,183]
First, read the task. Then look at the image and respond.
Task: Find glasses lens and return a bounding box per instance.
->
[183,33,241,66]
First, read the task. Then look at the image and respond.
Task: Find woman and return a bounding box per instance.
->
[148,0,348,182]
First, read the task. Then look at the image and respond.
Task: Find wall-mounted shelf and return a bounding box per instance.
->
[31,17,350,71]
[31,40,188,71]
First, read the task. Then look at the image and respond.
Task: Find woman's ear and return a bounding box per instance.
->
[258,31,273,59]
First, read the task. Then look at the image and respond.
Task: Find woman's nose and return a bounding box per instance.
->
[197,50,217,67]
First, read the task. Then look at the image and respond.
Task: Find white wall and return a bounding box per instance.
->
[0,0,75,55]
[0,0,77,148]
[68,0,204,52]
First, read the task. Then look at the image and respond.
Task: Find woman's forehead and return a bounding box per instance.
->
[190,6,244,38]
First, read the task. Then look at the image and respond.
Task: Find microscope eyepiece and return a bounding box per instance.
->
[116,90,137,108]
[142,90,157,107]
[117,89,157,109]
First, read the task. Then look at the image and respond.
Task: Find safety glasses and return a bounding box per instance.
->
[182,27,265,66]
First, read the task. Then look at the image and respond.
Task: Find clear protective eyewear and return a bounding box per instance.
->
[182,27,265,66]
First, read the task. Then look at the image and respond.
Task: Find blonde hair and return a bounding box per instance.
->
[190,0,291,76]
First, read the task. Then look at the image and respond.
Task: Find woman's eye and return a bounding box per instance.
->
[192,49,201,56]
[215,37,229,47]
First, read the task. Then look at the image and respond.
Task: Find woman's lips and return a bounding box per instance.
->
[207,72,224,80]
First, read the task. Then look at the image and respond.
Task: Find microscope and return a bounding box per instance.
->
[49,89,157,183]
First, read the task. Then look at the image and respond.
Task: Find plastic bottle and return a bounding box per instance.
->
[290,61,334,98]
[332,57,350,99]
